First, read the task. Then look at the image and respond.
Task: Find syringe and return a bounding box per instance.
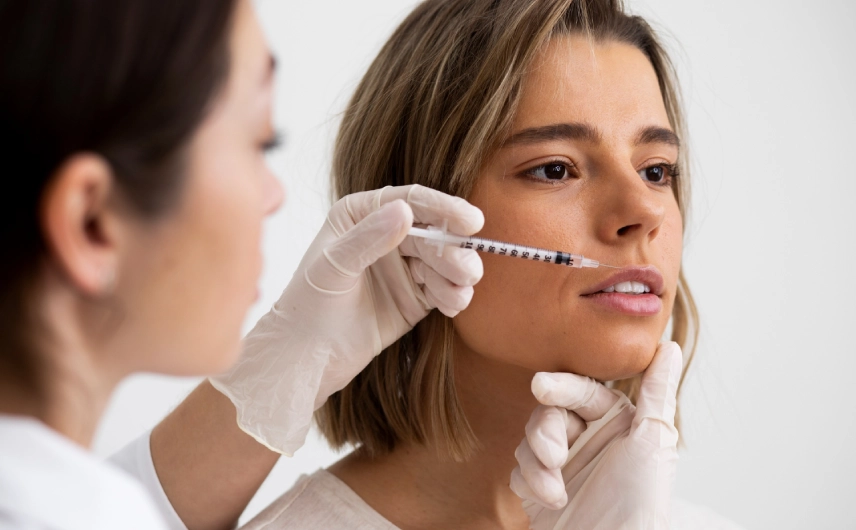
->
[408,221,617,269]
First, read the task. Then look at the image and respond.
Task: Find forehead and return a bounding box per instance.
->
[514,35,670,135]
[227,0,270,96]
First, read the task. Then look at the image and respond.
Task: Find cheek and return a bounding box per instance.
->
[657,197,684,323]
[452,182,682,382]
[662,200,683,276]
[456,254,661,381]
[186,150,266,360]
[198,163,265,287]
[128,150,267,375]
[454,182,604,376]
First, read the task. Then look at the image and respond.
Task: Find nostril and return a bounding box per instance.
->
[617,225,631,236]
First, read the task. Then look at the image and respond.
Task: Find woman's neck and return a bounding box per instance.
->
[40,349,115,447]
[330,340,539,530]
[0,277,121,448]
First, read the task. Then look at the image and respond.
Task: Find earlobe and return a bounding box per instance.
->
[40,153,121,296]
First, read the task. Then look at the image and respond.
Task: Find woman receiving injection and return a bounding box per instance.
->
[223,0,743,529]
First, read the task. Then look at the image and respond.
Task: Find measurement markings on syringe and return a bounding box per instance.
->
[406,225,613,269]
[462,238,557,263]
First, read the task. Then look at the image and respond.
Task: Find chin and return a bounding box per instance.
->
[208,340,243,375]
[168,339,242,377]
[549,335,659,382]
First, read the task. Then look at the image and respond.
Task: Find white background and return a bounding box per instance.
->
[93,0,856,528]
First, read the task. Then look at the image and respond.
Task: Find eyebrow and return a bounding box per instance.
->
[502,122,602,147]
[634,125,680,148]
[501,122,680,149]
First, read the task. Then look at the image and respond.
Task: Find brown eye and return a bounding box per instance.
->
[643,166,665,182]
[530,162,571,181]
[544,164,567,180]
[638,163,678,185]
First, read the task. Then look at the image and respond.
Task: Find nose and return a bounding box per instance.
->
[594,167,666,245]
[264,171,285,216]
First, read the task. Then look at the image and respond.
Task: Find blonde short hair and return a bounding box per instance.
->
[317,0,698,460]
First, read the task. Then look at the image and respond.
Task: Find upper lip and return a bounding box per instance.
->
[582,266,665,296]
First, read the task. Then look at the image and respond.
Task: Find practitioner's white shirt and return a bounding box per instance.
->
[0,415,168,530]
[239,469,747,530]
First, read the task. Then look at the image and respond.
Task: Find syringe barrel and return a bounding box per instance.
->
[458,237,585,267]
[407,226,600,268]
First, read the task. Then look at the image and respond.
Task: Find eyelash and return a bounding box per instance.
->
[261,132,283,153]
[520,160,680,187]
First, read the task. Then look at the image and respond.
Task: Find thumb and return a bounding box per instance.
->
[307,200,413,293]
[631,341,683,443]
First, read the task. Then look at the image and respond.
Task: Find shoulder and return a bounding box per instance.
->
[672,497,746,530]
[0,415,168,530]
[240,470,399,530]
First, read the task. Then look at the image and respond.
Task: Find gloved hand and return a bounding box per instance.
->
[510,342,683,530]
[210,185,484,456]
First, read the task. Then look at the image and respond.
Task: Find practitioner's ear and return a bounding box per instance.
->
[41,153,124,295]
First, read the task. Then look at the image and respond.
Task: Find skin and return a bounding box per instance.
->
[0,1,284,528]
[330,35,684,530]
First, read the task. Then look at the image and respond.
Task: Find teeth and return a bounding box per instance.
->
[602,281,650,294]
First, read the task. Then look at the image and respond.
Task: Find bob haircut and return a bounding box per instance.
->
[317,0,698,460]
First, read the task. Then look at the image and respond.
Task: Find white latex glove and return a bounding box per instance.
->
[210,185,484,455]
[510,342,683,530]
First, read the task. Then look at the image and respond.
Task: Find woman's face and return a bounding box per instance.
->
[454,35,683,381]
[117,0,283,375]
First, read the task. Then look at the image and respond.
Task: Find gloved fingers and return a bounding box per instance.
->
[509,466,540,504]
[337,185,483,236]
[510,466,564,510]
[391,185,484,235]
[399,236,483,287]
[565,410,587,444]
[410,258,474,317]
[531,372,620,422]
[513,440,568,509]
[631,341,682,440]
[308,200,413,293]
[408,256,427,285]
[525,405,573,469]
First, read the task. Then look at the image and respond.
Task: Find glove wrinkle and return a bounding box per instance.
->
[321,248,361,278]
[303,268,361,296]
[325,212,345,238]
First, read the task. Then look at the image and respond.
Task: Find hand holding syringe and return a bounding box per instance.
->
[408,221,618,269]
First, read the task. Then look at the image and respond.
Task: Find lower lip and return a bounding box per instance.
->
[582,292,662,316]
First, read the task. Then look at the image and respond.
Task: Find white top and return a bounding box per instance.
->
[108,430,188,530]
[239,469,746,530]
[2,417,743,530]
[0,415,169,530]
[240,470,398,530]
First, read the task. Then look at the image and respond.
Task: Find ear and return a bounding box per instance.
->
[41,154,124,296]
